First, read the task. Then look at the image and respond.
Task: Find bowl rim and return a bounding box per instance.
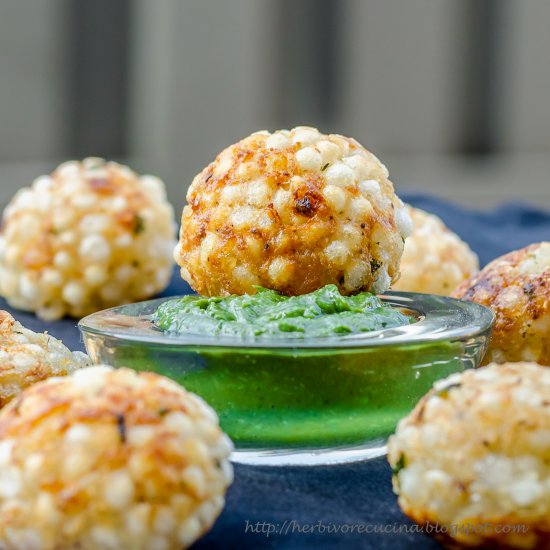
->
[78,291,494,349]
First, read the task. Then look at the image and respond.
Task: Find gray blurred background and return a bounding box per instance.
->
[1,0,549,211]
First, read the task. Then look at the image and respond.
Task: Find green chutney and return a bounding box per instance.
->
[131,285,466,449]
[153,284,411,338]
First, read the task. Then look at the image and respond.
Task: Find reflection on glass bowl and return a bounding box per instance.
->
[79,292,494,466]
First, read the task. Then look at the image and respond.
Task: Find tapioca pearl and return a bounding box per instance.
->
[0,466,21,498]
[173,241,183,262]
[2,204,16,220]
[330,135,350,156]
[233,264,260,287]
[181,465,206,498]
[71,366,112,390]
[178,517,202,547]
[444,262,463,283]
[36,303,65,321]
[265,132,290,150]
[107,195,128,212]
[62,282,87,306]
[183,438,211,464]
[406,240,418,257]
[79,214,110,233]
[12,353,37,370]
[147,238,174,261]
[295,147,322,171]
[65,424,93,444]
[104,470,135,509]
[324,240,350,265]
[235,161,260,180]
[32,175,54,193]
[163,411,195,438]
[153,507,177,535]
[322,185,347,213]
[127,425,155,447]
[99,282,123,302]
[229,206,256,230]
[60,179,86,198]
[2,243,20,265]
[53,251,73,270]
[58,230,77,246]
[246,179,270,206]
[84,265,108,285]
[114,264,135,283]
[82,157,106,169]
[324,163,355,188]
[339,223,362,249]
[23,344,44,355]
[110,163,135,181]
[395,206,413,238]
[141,175,166,198]
[272,189,291,217]
[91,527,120,549]
[378,161,390,178]
[244,234,264,259]
[51,210,76,233]
[342,155,372,180]
[372,266,391,294]
[211,433,234,459]
[36,196,54,214]
[115,233,133,248]
[291,127,320,146]
[141,283,156,297]
[71,194,96,209]
[268,257,294,285]
[348,196,373,217]
[220,184,244,204]
[196,500,219,527]
[13,189,38,210]
[344,260,371,291]
[14,215,41,238]
[298,221,330,247]
[213,151,234,178]
[19,274,40,301]
[79,234,111,262]
[23,454,44,480]
[317,140,341,164]
[359,179,381,197]
[83,168,111,184]
[257,210,275,229]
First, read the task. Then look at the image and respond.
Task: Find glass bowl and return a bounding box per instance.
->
[79,292,494,466]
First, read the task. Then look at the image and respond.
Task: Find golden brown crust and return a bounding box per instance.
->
[176,127,411,296]
[452,243,550,365]
[0,367,233,549]
[0,159,176,320]
[388,363,550,550]
[392,206,479,295]
[0,310,88,407]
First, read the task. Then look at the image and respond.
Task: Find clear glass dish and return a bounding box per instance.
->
[79,292,494,466]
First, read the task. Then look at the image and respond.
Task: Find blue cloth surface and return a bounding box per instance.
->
[0,195,549,549]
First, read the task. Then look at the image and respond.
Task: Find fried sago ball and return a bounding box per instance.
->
[388,363,550,549]
[392,206,479,296]
[0,310,89,408]
[0,366,234,550]
[453,242,550,365]
[0,158,176,320]
[175,126,412,297]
